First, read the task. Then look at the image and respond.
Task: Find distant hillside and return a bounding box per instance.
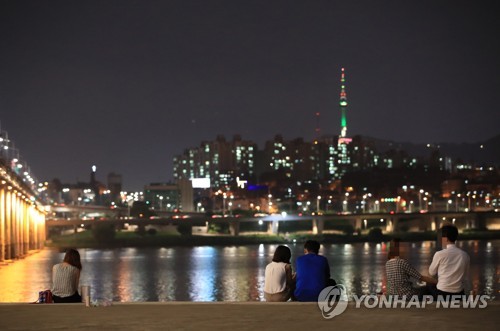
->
[360,134,500,165]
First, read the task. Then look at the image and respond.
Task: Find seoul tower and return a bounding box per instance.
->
[339,67,348,137]
[337,67,352,178]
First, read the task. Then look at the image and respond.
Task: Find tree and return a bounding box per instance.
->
[130,201,155,219]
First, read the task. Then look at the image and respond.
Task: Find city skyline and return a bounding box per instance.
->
[1,1,499,190]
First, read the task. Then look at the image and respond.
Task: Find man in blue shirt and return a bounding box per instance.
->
[294,240,331,301]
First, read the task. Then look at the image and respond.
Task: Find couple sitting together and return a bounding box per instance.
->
[386,225,470,300]
[264,240,333,302]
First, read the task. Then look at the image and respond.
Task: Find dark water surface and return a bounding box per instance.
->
[0,240,498,302]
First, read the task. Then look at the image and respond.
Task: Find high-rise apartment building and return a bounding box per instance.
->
[173,135,257,188]
[262,135,316,182]
[313,135,338,182]
[349,136,378,170]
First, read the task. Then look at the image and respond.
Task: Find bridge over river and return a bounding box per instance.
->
[46,210,499,236]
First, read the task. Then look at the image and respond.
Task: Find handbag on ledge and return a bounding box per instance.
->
[34,290,53,304]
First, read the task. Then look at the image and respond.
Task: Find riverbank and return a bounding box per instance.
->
[47,229,500,249]
[0,301,498,331]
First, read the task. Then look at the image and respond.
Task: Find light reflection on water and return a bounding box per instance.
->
[0,240,498,302]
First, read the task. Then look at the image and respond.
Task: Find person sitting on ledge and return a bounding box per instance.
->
[386,238,437,299]
[264,245,295,302]
[51,248,82,303]
[294,240,331,302]
[429,225,470,299]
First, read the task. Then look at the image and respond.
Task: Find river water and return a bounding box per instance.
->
[0,240,498,302]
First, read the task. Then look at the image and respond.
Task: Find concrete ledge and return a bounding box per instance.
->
[0,301,499,331]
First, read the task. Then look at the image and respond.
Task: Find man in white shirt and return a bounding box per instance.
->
[429,225,470,298]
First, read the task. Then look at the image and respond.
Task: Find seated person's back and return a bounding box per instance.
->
[51,249,82,303]
[294,240,330,302]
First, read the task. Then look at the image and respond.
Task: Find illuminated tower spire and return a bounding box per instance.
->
[339,68,348,137]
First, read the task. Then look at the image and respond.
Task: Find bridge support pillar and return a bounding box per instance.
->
[431,217,439,232]
[7,190,14,260]
[435,217,455,231]
[0,189,5,261]
[267,221,279,235]
[21,198,28,256]
[229,221,240,236]
[385,218,398,233]
[352,218,362,231]
[312,219,324,235]
[12,193,18,259]
[385,219,391,233]
[466,218,478,229]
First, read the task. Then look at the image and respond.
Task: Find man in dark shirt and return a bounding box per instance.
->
[294,240,331,302]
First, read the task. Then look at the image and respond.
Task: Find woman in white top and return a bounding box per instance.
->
[264,245,295,302]
[51,249,82,303]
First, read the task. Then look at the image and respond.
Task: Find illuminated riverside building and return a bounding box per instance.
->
[42,166,126,209]
[143,182,181,211]
[262,135,316,182]
[312,135,338,182]
[349,136,378,170]
[47,166,108,206]
[173,135,257,189]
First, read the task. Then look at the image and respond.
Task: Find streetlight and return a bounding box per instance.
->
[344,192,349,213]
[316,195,321,213]
[362,194,367,213]
[159,196,164,211]
[419,189,424,211]
[466,192,471,211]
[223,193,227,215]
[268,194,273,213]
[447,199,452,212]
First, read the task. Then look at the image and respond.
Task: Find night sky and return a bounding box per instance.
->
[1,0,499,190]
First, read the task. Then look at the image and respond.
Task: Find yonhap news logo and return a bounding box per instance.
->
[317,284,491,319]
[317,284,348,319]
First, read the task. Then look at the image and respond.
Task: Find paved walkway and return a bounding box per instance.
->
[0,301,498,331]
